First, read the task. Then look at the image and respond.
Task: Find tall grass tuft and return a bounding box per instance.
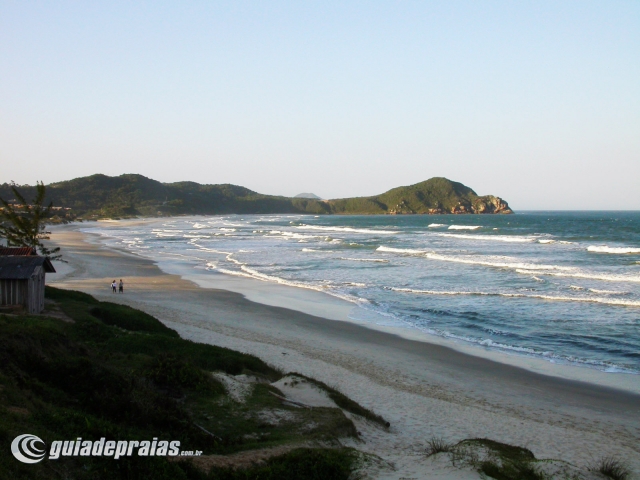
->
[590,456,630,480]
[425,437,454,456]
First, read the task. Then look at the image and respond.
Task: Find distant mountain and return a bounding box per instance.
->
[294,193,322,199]
[0,175,512,220]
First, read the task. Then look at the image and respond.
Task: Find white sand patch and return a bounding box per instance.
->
[254,409,299,426]
[271,375,337,408]
[212,372,255,403]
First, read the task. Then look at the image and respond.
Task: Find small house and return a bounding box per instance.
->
[0,253,56,314]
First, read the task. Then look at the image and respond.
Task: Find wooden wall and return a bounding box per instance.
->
[0,279,28,308]
[0,267,46,314]
[29,267,45,314]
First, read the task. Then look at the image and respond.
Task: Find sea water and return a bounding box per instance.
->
[82,212,640,374]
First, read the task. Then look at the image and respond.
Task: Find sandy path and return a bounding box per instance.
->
[47,227,640,479]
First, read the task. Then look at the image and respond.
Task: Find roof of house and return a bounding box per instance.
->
[0,256,56,279]
[0,247,37,256]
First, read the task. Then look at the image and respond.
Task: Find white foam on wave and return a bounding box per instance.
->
[448,225,482,230]
[261,230,323,240]
[210,264,366,305]
[515,269,640,284]
[338,257,389,263]
[192,245,232,255]
[377,246,428,255]
[220,228,237,232]
[588,245,640,254]
[428,223,447,228]
[538,239,555,244]
[152,229,184,233]
[447,334,636,372]
[377,246,574,272]
[589,288,628,295]
[436,233,537,243]
[183,234,211,239]
[389,287,640,307]
[478,338,540,354]
[297,225,399,235]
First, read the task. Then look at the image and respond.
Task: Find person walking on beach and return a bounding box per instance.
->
[111,280,117,293]
[119,279,124,293]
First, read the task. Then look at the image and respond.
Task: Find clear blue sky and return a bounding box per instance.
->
[1,1,638,209]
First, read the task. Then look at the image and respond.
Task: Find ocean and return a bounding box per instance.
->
[82,211,640,375]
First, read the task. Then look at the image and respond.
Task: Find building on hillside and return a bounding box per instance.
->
[0,254,56,314]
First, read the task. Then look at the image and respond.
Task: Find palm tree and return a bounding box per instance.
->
[0,182,62,260]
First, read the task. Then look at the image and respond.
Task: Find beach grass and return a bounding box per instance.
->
[425,436,455,456]
[287,372,390,428]
[431,437,545,480]
[590,456,630,480]
[0,287,360,479]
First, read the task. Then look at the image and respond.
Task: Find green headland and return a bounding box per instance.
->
[0,175,512,220]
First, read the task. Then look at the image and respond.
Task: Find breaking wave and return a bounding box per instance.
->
[436,233,538,243]
[377,247,572,271]
[338,257,389,263]
[389,287,640,307]
[448,225,482,230]
[297,225,399,235]
[588,245,640,254]
[515,269,640,284]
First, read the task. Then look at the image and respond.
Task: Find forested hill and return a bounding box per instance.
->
[0,174,512,220]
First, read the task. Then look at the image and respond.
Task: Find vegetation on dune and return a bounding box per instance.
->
[590,456,630,480]
[449,438,543,480]
[0,287,628,479]
[0,174,511,220]
[207,448,356,480]
[425,436,635,479]
[425,436,455,456]
[288,373,389,428]
[0,287,370,479]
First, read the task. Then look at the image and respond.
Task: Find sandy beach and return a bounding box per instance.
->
[47,224,640,478]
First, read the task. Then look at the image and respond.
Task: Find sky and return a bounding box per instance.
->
[1,1,639,210]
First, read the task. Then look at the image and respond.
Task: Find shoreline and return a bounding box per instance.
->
[67,219,639,393]
[46,223,640,475]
